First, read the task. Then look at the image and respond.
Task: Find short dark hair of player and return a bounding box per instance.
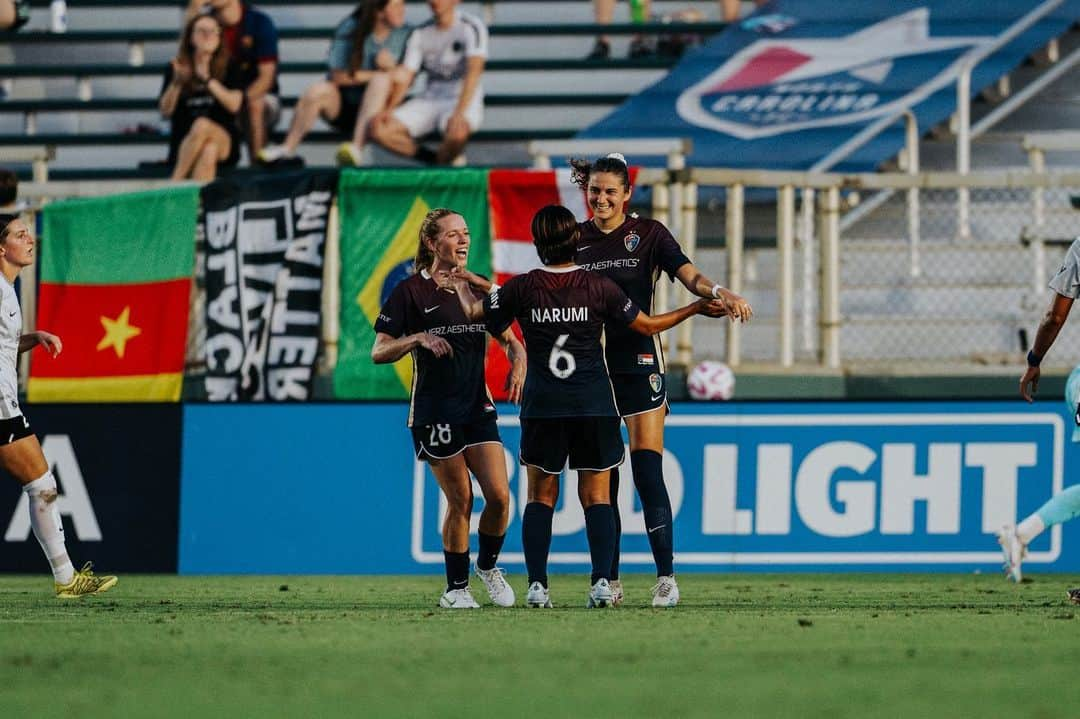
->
[413,207,460,272]
[0,168,16,208]
[569,153,630,192]
[531,205,579,266]
[0,214,19,242]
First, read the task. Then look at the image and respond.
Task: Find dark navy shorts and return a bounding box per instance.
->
[611,372,667,417]
[411,416,501,461]
[0,414,33,446]
[519,416,624,474]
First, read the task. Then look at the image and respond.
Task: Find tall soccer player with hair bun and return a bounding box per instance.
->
[372,208,525,609]
[570,153,752,606]
[442,204,728,608]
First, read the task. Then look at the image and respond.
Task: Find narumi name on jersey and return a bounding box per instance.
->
[531,306,589,323]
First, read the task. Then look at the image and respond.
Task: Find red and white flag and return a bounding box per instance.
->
[488,169,587,285]
[483,168,637,399]
[484,169,585,399]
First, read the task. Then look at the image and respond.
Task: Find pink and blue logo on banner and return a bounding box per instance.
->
[578,0,1080,171]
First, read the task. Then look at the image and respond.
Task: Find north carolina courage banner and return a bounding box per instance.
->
[202,170,336,401]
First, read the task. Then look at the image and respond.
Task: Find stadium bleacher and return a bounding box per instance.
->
[1,0,730,175]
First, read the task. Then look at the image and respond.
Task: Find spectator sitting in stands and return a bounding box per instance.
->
[587,0,653,60]
[0,169,17,212]
[187,0,280,161]
[368,0,486,167]
[0,0,30,31]
[258,0,411,167]
[160,13,244,181]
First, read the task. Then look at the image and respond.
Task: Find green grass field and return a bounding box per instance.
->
[3,573,1080,718]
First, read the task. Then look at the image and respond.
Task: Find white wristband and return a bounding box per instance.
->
[710,284,724,299]
[489,282,500,294]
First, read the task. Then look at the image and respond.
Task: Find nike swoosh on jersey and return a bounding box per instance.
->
[578,245,591,251]
[651,394,663,402]
[424,306,439,314]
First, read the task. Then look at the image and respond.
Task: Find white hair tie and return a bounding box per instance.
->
[605,152,627,166]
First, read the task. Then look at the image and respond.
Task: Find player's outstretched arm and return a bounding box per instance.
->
[19,330,62,357]
[371,331,452,363]
[629,299,727,336]
[675,263,753,322]
[1021,292,1075,402]
[437,273,487,321]
[453,267,494,293]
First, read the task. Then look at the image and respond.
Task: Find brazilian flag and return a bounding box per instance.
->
[334,168,492,399]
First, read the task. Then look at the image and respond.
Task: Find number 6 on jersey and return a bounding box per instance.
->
[548,333,577,379]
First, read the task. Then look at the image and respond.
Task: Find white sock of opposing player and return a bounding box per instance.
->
[24,472,75,584]
[1016,514,1046,545]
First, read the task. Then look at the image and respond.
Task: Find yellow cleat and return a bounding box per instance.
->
[55,562,118,599]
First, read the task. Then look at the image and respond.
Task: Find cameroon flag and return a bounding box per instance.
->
[28,187,198,402]
[334,168,491,399]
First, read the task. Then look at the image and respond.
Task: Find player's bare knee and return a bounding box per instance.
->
[483,489,509,517]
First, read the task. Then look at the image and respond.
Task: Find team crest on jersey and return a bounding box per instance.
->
[649,373,663,394]
[674,8,986,140]
[624,232,641,252]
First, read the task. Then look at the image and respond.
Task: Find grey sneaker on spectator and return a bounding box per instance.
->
[257,144,291,164]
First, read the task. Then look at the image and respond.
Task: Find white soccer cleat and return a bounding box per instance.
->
[475,566,515,607]
[586,578,615,608]
[525,581,552,608]
[997,524,1026,583]
[651,575,680,607]
[439,586,480,609]
[609,579,624,606]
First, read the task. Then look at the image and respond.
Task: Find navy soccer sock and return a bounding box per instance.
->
[522,502,554,587]
[443,550,470,592]
[584,503,616,585]
[632,449,674,576]
[476,531,505,571]
[610,467,622,580]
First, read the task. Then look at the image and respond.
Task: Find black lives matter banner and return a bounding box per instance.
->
[0,405,181,573]
[202,170,336,401]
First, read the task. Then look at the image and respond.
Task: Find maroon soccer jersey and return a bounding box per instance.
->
[577,215,690,375]
[483,266,640,419]
[375,270,496,427]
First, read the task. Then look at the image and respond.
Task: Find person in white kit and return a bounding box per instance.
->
[368,0,486,165]
[1005,233,1080,592]
[0,215,117,598]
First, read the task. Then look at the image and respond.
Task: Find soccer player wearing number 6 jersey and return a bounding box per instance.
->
[442,205,727,608]
[373,209,526,609]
